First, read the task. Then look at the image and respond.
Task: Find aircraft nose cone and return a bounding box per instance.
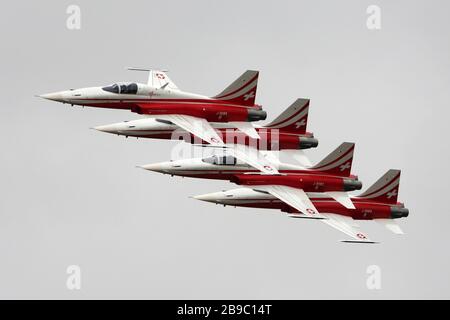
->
[39,92,64,102]
[93,124,118,134]
[139,163,166,173]
[192,193,221,203]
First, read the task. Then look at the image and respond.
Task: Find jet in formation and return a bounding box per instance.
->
[193,170,408,243]
[40,68,266,143]
[40,68,408,243]
[40,69,316,173]
[140,143,408,243]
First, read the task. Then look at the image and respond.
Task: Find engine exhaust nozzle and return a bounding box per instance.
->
[247,109,267,122]
[343,179,363,191]
[299,137,319,149]
[390,207,409,219]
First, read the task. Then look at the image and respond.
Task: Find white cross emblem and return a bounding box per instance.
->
[295,119,306,128]
[387,189,397,199]
[339,162,350,172]
[243,91,255,101]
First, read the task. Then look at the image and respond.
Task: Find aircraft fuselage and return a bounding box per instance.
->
[40,83,266,122]
[195,189,409,221]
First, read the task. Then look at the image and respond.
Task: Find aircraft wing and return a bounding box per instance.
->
[325,192,355,209]
[149,114,260,145]
[251,186,376,243]
[281,150,312,167]
[228,122,260,139]
[154,114,225,145]
[254,185,325,219]
[320,213,377,243]
[376,219,404,235]
[152,114,278,174]
[227,144,279,174]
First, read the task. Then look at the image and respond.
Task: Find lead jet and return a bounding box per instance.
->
[40,69,267,143]
[193,170,408,243]
[141,142,362,212]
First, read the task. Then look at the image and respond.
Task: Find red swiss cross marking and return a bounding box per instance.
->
[156,73,165,79]
[356,233,367,239]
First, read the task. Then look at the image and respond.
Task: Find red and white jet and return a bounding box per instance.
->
[94,98,316,148]
[94,98,318,169]
[141,142,361,213]
[194,170,408,243]
[40,69,267,143]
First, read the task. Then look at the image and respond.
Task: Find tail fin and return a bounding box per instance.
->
[264,98,310,134]
[213,70,259,107]
[310,142,355,177]
[357,170,401,204]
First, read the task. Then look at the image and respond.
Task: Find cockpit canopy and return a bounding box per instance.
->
[202,155,237,166]
[102,83,138,94]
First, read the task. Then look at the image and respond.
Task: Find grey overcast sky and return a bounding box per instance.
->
[1,0,449,299]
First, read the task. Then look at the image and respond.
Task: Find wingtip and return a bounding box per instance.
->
[340,240,379,244]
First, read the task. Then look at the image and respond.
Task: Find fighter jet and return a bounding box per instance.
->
[40,69,266,143]
[193,170,408,243]
[93,98,317,152]
[141,142,362,212]
[96,98,318,173]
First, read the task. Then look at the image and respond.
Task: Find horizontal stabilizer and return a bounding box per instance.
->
[376,219,405,235]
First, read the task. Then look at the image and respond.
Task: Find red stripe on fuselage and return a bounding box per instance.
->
[75,98,259,109]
